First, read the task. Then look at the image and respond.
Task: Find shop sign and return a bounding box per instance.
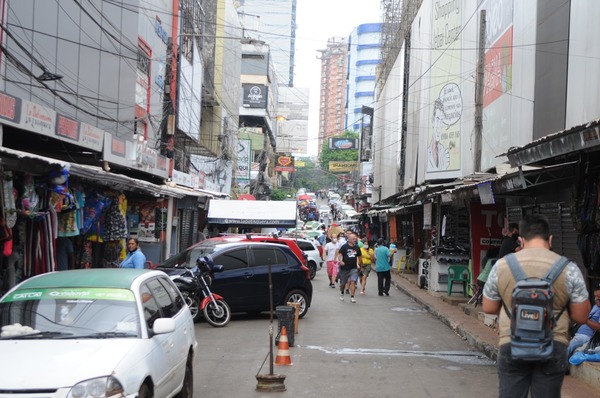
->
[172,169,193,188]
[242,84,268,109]
[274,155,294,172]
[329,161,359,173]
[0,91,104,152]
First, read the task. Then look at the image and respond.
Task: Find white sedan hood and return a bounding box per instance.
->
[0,339,139,389]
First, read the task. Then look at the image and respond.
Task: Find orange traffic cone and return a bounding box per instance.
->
[274,326,292,366]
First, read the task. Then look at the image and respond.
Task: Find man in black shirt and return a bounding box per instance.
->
[498,223,520,258]
[336,232,361,303]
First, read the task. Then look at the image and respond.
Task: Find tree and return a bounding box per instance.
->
[294,157,339,193]
[319,131,360,170]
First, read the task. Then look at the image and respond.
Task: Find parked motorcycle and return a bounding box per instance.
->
[171,256,231,327]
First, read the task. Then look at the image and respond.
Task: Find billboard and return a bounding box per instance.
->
[236,139,251,180]
[242,84,268,108]
[329,137,359,150]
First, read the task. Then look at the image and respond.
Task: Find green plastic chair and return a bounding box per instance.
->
[447,265,470,297]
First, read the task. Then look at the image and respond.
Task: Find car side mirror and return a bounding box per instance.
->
[152,318,176,335]
[212,264,224,273]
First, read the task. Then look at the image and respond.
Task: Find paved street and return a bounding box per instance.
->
[193,268,497,397]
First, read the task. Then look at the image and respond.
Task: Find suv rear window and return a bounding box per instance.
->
[297,241,315,251]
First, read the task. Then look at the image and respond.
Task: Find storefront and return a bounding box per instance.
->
[0,148,184,295]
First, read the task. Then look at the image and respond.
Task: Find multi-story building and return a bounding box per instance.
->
[276,86,309,155]
[317,37,348,154]
[237,0,297,87]
[345,23,382,132]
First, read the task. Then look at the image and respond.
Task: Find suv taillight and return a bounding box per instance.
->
[300,264,310,280]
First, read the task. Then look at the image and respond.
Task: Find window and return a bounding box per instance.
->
[140,285,161,329]
[157,277,185,314]
[214,248,249,270]
[252,247,279,266]
[297,241,315,251]
[147,278,178,318]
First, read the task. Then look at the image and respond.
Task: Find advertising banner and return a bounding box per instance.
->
[236,139,251,179]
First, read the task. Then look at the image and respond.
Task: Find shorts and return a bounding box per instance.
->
[339,268,359,287]
[360,264,371,277]
[326,260,338,277]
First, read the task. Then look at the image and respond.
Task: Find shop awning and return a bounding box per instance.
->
[0,146,69,172]
[68,164,176,198]
[159,184,230,199]
[503,119,600,167]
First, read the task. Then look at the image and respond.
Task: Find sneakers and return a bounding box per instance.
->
[350,297,356,303]
[345,289,350,294]
[360,291,365,295]
[340,294,344,301]
[330,284,336,288]
[383,292,389,296]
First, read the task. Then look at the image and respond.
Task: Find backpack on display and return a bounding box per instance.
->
[502,253,570,361]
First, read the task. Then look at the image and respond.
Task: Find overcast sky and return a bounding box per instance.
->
[294,0,382,155]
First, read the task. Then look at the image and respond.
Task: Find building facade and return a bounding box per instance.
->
[316,37,348,154]
[345,23,382,132]
[237,0,297,87]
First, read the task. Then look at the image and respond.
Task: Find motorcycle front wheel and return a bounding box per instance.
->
[203,299,231,327]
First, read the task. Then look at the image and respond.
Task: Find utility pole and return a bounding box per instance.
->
[474,10,486,172]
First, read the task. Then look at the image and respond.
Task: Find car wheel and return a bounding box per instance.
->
[175,355,194,398]
[138,383,152,398]
[284,289,308,318]
[308,261,317,280]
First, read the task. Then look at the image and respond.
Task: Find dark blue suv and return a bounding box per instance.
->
[159,241,313,318]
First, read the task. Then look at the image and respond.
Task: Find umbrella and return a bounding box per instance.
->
[238,194,256,200]
[297,194,311,200]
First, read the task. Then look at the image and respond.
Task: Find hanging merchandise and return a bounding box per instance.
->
[57,187,83,237]
[19,174,40,216]
[1,171,17,228]
[103,194,128,241]
[81,192,112,236]
[0,219,13,257]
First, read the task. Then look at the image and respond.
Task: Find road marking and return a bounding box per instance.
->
[298,345,494,365]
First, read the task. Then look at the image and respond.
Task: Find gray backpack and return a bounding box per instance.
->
[502,253,570,361]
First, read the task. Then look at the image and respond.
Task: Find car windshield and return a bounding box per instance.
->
[0,287,140,339]
[160,240,222,269]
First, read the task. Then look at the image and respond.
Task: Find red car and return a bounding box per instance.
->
[210,234,309,268]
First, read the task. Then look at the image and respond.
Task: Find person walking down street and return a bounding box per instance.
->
[568,288,600,357]
[482,215,590,398]
[374,239,392,296]
[325,236,340,288]
[336,232,361,303]
[119,237,147,269]
[359,240,374,294]
[498,223,521,258]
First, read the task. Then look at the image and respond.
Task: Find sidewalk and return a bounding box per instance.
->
[390,270,600,397]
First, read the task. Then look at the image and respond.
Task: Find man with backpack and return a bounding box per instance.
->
[482,215,590,398]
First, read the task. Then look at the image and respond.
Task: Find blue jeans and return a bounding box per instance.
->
[568,333,591,356]
[498,342,568,398]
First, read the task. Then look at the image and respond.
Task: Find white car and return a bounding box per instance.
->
[295,238,323,279]
[0,269,197,398]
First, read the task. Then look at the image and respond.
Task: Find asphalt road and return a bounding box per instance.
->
[192,268,497,397]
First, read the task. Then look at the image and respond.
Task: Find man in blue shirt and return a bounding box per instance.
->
[374,239,392,296]
[119,237,146,269]
[569,288,600,356]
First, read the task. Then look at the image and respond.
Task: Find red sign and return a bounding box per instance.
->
[275,155,295,172]
[469,202,505,279]
[483,26,513,108]
[0,92,20,122]
[56,114,80,141]
[111,137,127,157]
